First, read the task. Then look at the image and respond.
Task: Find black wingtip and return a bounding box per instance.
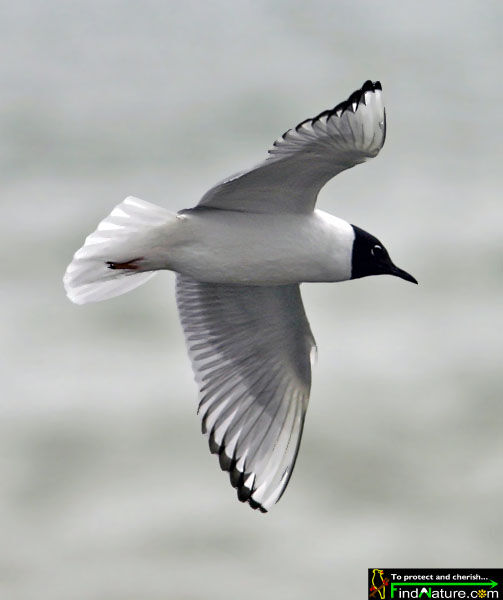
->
[361,79,374,93]
[207,433,269,513]
[361,79,381,93]
[271,79,383,155]
[330,79,383,118]
[218,449,233,471]
[237,483,253,502]
[208,432,221,454]
[248,497,268,513]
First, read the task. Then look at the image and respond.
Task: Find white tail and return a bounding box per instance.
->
[63,196,176,304]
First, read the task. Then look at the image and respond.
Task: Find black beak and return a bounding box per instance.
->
[390,264,418,284]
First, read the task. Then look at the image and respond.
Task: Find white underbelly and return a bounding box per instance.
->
[168,209,353,285]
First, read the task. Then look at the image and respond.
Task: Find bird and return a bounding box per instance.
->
[63,80,417,513]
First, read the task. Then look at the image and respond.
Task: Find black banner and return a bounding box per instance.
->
[368,568,502,599]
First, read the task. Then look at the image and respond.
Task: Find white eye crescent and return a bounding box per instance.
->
[371,244,383,257]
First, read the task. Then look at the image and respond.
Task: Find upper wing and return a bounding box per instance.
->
[198,80,385,214]
[176,275,316,512]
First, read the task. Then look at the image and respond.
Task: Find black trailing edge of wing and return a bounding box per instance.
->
[207,420,268,513]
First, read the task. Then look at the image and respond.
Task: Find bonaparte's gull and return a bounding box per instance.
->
[64,80,417,512]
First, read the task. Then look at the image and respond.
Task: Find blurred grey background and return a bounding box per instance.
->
[1,1,502,598]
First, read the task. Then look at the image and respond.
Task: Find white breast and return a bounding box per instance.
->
[168,208,355,285]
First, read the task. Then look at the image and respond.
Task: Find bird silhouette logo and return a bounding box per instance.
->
[369,569,389,599]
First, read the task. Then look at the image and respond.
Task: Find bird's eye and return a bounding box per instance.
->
[371,244,384,258]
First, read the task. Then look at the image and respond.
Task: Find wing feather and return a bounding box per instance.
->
[176,275,316,512]
[198,80,386,214]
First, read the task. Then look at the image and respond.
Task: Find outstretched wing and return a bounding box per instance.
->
[176,275,316,512]
[198,80,385,214]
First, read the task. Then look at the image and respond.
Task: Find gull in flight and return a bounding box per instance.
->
[64,80,417,513]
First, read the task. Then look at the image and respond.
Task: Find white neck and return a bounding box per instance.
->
[311,210,354,282]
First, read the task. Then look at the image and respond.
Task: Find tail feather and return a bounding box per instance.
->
[64,196,175,305]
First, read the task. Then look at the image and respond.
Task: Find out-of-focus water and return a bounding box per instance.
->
[1,1,502,598]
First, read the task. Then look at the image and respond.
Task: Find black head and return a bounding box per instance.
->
[350,225,417,284]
